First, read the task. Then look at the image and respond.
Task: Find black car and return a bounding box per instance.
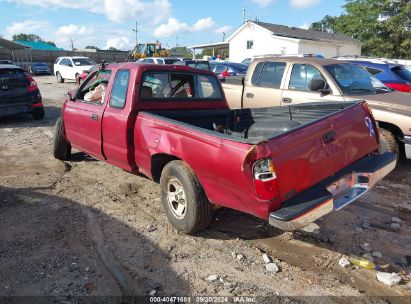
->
[30,62,51,75]
[0,64,44,120]
[210,61,248,78]
[174,59,211,70]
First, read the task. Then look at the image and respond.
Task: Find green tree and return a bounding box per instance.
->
[108,46,119,51]
[310,0,411,58]
[85,45,100,50]
[12,33,43,42]
[46,41,56,47]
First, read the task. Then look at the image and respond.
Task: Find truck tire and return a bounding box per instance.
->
[32,108,45,120]
[160,160,213,234]
[56,72,64,83]
[53,117,71,160]
[379,128,399,156]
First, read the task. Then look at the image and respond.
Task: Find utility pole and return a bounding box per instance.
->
[132,21,138,49]
[222,32,226,42]
[70,38,75,50]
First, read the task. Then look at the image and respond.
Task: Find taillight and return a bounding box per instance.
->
[221,70,231,77]
[385,83,411,93]
[25,73,38,93]
[253,158,280,201]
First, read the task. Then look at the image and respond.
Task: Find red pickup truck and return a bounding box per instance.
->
[53,63,396,234]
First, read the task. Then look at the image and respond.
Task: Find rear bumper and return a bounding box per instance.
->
[403,136,411,159]
[268,153,396,231]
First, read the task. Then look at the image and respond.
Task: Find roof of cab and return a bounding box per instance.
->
[252,56,348,66]
[104,62,216,75]
[0,64,22,70]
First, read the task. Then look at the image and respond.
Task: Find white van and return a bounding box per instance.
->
[54,56,95,83]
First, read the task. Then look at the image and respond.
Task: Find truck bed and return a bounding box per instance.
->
[146,102,360,144]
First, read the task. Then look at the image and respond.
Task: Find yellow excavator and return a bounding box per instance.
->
[130,42,170,60]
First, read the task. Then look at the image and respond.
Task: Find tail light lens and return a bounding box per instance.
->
[25,73,38,93]
[221,70,231,78]
[253,158,280,201]
[385,83,411,93]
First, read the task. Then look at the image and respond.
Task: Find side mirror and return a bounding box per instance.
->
[309,78,331,95]
[68,91,76,101]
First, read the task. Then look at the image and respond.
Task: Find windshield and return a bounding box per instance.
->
[33,62,47,67]
[391,66,411,82]
[73,58,96,66]
[324,63,392,95]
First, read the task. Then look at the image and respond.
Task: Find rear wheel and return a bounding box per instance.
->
[32,108,45,120]
[379,128,399,157]
[160,160,213,234]
[53,117,71,160]
[56,72,64,83]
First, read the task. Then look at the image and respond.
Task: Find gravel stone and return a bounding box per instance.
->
[265,263,279,273]
[376,272,402,286]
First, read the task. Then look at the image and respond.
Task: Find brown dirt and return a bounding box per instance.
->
[0,76,410,301]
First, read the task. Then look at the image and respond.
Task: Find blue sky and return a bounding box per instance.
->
[0,0,346,50]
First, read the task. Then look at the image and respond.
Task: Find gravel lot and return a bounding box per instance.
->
[0,75,410,302]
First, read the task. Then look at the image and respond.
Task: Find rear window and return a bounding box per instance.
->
[73,58,95,66]
[251,61,286,88]
[140,72,222,100]
[392,66,411,82]
[0,69,26,81]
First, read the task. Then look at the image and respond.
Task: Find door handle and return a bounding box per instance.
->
[282,97,292,103]
[91,113,98,121]
[246,93,254,98]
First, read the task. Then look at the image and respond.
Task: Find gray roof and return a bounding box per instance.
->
[255,21,359,43]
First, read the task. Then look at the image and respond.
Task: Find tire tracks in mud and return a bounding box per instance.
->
[252,237,408,301]
[80,204,144,296]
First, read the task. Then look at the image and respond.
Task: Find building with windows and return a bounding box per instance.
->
[227,21,362,62]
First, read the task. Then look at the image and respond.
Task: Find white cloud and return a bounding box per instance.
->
[214,26,232,34]
[298,22,310,30]
[251,0,274,7]
[154,17,216,38]
[105,36,133,50]
[5,0,171,24]
[5,20,49,39]
[56,24,92,37]
[192,17,215,32]
[289,0,321,9]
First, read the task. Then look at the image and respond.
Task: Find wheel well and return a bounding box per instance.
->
[378,121,405,154]
[151,154,180,183]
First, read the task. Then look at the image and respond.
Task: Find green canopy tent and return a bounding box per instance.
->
[0,37,32,69]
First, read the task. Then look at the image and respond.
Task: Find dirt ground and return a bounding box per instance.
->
[0,75,410,303]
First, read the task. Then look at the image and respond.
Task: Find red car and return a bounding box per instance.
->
[53,63,395,234]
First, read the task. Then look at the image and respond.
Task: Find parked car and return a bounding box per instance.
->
[164,58,184,64]
[174,59,211,70]
[0,64,44,119]
[210,61,248,78]
[0,60,13,65]
[54,56,96,83]
[53,63,395,234]
[242,58,252,66]
[29,62,50,75]
[221,56,411,160]
[343,60,411,93]
[136,57,167,64]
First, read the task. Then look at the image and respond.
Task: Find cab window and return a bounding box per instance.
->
[253,62,286,88]
[140,72,222,100]
[289,64,325,91]
[76,69,111,104]
[109,70,130,109]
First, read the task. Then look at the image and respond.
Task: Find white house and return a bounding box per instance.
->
[227,21,362,62]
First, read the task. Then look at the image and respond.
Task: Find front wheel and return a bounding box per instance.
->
[53,117,71,160]
[56,72,64,83]
[160,160,213,234]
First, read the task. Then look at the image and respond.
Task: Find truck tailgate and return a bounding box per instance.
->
[266,103,378,203]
